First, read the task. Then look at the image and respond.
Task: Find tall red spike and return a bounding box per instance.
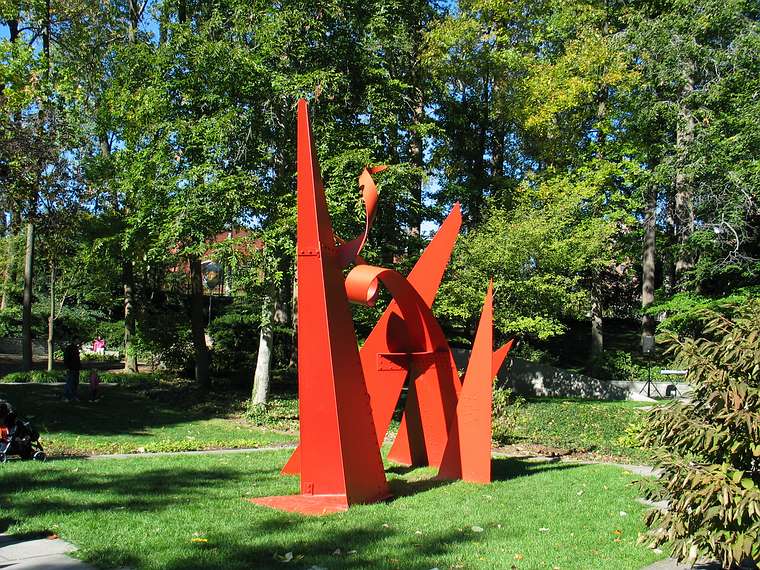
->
[437,280,502,483]
[250,99,389,515]
[492,339,515,380]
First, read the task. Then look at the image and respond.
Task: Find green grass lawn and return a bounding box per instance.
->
[0,381,650,462]
[509,398,650,462]
[0,450,666,569]
[0,383,295,456]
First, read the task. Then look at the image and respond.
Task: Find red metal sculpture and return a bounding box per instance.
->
[249,100,512,516]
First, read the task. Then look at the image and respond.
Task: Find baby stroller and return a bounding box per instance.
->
[0,403,46,464]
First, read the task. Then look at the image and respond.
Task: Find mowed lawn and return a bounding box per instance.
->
[0,450,666,570]
[0,383,295,456]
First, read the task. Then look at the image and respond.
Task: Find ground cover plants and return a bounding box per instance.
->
[506,398,652,462]
[0,450,667,570]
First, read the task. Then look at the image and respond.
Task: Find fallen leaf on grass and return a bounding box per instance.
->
[275,552,293,563]
[539,528,549,532]
[332,548,341,556]
[46,534,59,540]
[191,538,208,543]
[514,553,524,561]
[612,529,622,535]
[619,511,628,517]
[471,526,484,532]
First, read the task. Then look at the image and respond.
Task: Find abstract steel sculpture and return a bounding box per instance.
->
[249,99,513,515]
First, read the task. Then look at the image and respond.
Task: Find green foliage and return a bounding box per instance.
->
[639,301,760,567]
[97,372,164,386]
[647,287,760,337]
[491,387,525,445]
[244,396,299,432]
[616,419,646,450]
[92,321,126,354]
[207,302,260,377]
[1,370,66,384]
[0,307,22,337]
[592,350,671,383]
[136,294,194,373]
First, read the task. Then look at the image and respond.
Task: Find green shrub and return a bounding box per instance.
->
[98,372,163,386]
[0,307,22,337]
[136,293,194,373]
[244,397,299,431]
[81,352,120,362]
[491,387,524,445]
[639,301,760,567]
[593,349,672,383]
[92,320,126,353]
[646,286,760,338]
[616,419,646,449]
[1,370,66,383]
[208,302,260,377]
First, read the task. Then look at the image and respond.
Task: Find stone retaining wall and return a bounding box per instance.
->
[451,348,690,400]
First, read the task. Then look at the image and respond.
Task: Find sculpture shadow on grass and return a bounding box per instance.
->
[0,456,591,570]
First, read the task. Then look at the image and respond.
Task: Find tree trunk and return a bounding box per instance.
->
[127,0,140,43]
[189,256,210,388]
[178,0,187,24]
[590,277,604,361]
[641,187,657,343]
[21,222,35,371]
[123,260,138,373]
[674,70,695,286]
[252,291,275,405]
[408,87,425,246]
[287,274,297,369]
[43,0,51,78]
[47,263,55,371]
[589,90,608,367]
[1,226,15,310]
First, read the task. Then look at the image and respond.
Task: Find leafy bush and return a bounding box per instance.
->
[491,387,525,445]
[593,350,671,383]
[616,419,646,450]
[208,302,260,377]
[0,307,22,337]
[81,352,120,362]
[244,397,299,431]
[639,301,760,567]
[646,286,760,338]
[1,370,66,383]
[136,293,194,373]
[92,320,126,354]
[98,372,164,386]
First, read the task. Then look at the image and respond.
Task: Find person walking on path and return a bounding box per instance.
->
[63,342,81,401]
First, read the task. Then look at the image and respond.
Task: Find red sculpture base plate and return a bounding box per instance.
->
[247,495,350,516]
